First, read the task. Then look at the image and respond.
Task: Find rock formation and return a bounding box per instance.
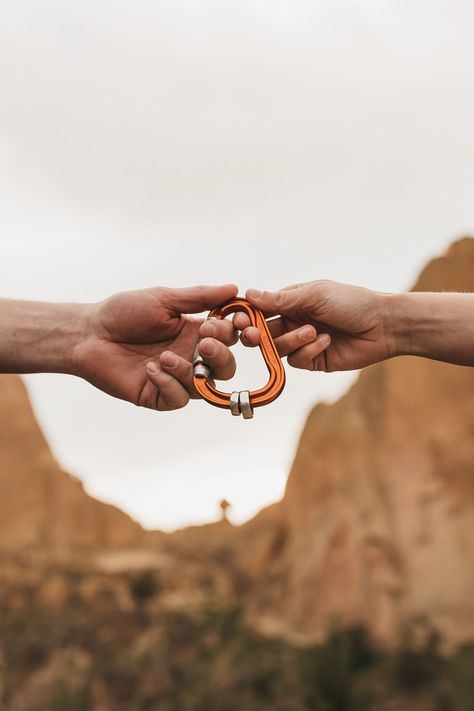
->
[235,238,474,648]
[0,375,143,558]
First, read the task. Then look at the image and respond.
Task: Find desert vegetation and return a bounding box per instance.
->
[1,566,473,711]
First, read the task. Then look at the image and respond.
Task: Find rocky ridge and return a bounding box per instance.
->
[0,375,143,558]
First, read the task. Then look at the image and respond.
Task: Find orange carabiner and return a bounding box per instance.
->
[193,297,285,419]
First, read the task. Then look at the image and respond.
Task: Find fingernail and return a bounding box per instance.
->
[201,340,218,357]
[161,351,178,368]
[146,361,159,374]
[299,326,315,341]
[247,289,263,300]
[318,334,331,346]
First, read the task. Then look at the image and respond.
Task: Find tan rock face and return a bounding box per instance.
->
[239,238,474,648]
[0,375,143,558]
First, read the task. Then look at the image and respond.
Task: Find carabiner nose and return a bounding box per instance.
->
[193,297,285,418]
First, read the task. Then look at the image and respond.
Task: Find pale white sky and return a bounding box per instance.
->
[1,1,473,529]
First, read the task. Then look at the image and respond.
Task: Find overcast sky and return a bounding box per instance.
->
[1,1,473,530]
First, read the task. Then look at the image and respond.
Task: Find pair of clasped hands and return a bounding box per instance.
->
[3,280,471,408]
[76,282,341,411]
[64,280,474,410]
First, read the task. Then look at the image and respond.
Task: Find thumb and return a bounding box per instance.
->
[246,286,302,316]
[159,284,238,314]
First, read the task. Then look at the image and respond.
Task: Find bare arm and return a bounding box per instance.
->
[0,284,239,410]
[0,299,85,374]
[388,292,474,366]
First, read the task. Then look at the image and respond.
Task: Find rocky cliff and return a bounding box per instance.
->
[235,238,474,648]
[0,375,143,558]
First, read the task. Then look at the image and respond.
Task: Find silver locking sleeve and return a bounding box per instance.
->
[239,391,254,419]
[193,347,212,380]
[230,391,241,416]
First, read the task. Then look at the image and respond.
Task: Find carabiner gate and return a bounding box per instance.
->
[193,297,286,418]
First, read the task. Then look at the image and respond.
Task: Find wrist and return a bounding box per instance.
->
[31,301,93,375]
[0,299,93,375]
[64,303,96,376]
[384,292,416,357]
[383,291,474,365]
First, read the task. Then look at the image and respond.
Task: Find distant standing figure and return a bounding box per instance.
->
[219,499,231,521]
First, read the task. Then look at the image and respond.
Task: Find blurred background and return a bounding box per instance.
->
[1,0,474,530]
[0,2,473,709]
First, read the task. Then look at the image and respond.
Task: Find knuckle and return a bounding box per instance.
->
[177,393,190,409]
[148,286,167,304]
[272,290,285,309]
[162,390,189,411]
[201,320,217,337]
[288,352,311,371]
[287,353,300,368]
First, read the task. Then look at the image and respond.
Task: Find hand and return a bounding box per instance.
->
[74,284,239,410]
[225,281,393,372]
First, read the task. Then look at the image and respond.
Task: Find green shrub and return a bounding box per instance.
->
[390,620,443,693]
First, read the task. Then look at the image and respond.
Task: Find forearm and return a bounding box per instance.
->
[0,299,89,374]
[387,292,474,366]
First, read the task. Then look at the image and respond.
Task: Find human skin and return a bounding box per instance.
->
[0,284,247,411]
[199,281,474,371]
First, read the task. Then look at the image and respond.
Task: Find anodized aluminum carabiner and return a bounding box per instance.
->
[193,297,285,418]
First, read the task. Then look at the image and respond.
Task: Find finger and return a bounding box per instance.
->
[241,324,317,353]
[234,312,292,339]
[239,317,304,348]
[240,326,261,347]
[145,363,190,410]
[274,325,318,357]
[198,338,236,380]
[246,287,303,317]
[159,351,196,397]
[157,284,238,314]
[266,317,292,339]
[287,334,331,371]
[199,318,238,346]
[234,311,261,348]
[233,312,252,331]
